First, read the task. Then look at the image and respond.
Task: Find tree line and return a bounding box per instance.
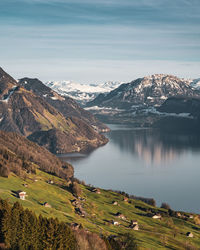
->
[0,199,76,249]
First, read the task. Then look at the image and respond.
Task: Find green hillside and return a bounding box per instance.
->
[0,171,200,249]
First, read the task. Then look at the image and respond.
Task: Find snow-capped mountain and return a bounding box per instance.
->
[190,78,200,90]
[45,80,122,105]
[87,74,200,109]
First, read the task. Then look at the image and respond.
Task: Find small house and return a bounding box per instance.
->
[176,212,182,217]
[130,220,138,226]
[23,184,28,188]
[123,197,128,202]
[92,188,101,194]
[43,202,51,208]
[186,232,194,238]
[17,191,26,200]
[112,201,118,206]
[130,224,139,231]
[189,215,194,219]
[112,220,119,226]
[116,212,126,220]
[152,214,161,219]
[47,180,54,184]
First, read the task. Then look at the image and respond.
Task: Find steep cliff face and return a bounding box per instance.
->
[19,78,109,132]
[0,68,108,154]
[87,74,200,109]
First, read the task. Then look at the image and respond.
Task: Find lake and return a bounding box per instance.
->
[59,124,200,213]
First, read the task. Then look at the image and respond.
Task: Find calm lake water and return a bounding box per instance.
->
[59,124,200,213]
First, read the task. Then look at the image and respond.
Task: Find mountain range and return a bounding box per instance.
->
[87,74,200,108]
[82,74,200,129]
[0,68,108,154]
[45,80,122,105]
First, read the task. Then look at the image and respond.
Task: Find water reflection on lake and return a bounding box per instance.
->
[59,124,200,213]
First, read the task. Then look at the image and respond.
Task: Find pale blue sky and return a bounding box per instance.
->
[0,0,200,83]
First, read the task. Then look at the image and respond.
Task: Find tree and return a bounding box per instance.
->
[0,165,10,178]
[161,202,171,210]
[70,182,82,197]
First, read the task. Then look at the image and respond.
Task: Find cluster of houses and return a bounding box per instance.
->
[111,211,139,230]
[176,212,194,220]
[71,198,87,217]
[111,214,139,231]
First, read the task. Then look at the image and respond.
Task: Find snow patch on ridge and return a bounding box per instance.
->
[1,86,18,103]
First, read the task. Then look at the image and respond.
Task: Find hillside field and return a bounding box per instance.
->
[0,170,200,249]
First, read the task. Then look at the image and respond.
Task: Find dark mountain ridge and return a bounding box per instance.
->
[153,96,200,131]
[0,68,108,154]
[158,96,200,116]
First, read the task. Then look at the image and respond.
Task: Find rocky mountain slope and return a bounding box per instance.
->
[0,68,108,154]
[45,80,121,105]
[19,78,109,132]
[87,74,200,109]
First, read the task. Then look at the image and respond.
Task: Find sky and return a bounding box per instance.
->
[0,0,200,83]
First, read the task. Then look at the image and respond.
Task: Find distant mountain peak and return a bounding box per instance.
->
[87,74,200,108]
